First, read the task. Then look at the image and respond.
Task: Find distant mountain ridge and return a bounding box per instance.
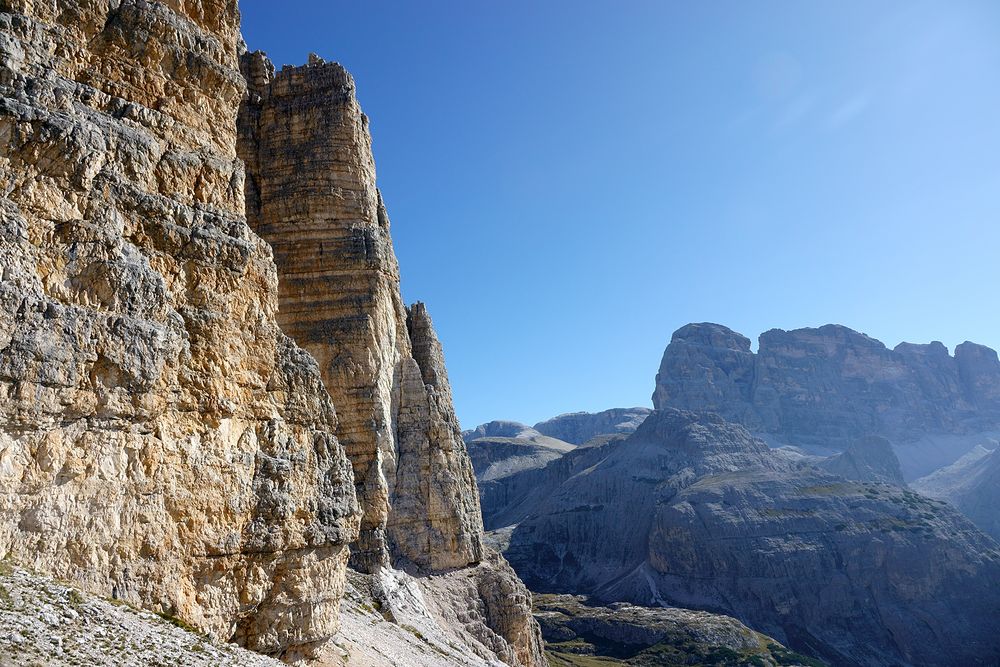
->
[655,322,1000,478]
[467,325,1000,665]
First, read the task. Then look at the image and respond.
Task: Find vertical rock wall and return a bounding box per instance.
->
[237,50,546,666]
[392,302,484,570]
[238,52,484,574]
[0,0,360,656]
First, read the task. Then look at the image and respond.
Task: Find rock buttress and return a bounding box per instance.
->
[393,302,484,571]
[0,0,361,656]
[237,51,546,666]
[237,51,484,573]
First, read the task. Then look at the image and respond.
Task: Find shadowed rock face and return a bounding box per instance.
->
[0,0,360,655]
[655,322,1000,478]
[465,410,652,532]
[502,409,1000,667]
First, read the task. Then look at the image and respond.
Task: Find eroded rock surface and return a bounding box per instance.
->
[236,50,543,666]
[655,322,1000,478]
[238,51,483,575]
[502,409,1000,666]
[0,564,283,667]
[0,0,360,655]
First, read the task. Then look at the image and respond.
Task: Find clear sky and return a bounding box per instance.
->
[241,1,1000,429]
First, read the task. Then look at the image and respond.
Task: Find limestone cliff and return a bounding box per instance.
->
[237,52,483,574]
[236,50,544,666]
[0,0,360,656]
[655,322,1000,478]
[0,2,544,666]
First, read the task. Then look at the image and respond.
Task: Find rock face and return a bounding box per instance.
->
[0,0,360,656]
[236,49,544,665]
[237,51,483,574]
[913,443,1000,541]
[501,409,1000,666]
[477,436,624,532]
[464,421,575,487]
[329,556,545,667]
[532,407,651,445]
[818,435,906,486]
[534,594,824,667]
[655,322,1000,478]
[0,3,544,666]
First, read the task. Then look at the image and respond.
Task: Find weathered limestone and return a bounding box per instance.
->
[238,51,403,572]
[236,49,544,666]
[0,0,360,656]
[238,52,484,574]
[391,302,484,571]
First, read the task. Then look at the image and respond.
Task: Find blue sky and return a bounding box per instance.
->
[241,1,1000,429]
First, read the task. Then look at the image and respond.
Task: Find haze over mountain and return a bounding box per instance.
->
[656,322,1000,478]
[471,325,1000,665]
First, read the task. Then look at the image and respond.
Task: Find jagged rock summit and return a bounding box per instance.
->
[655,322,1000,478]
[238,50,484,574]
[0,2,544,666]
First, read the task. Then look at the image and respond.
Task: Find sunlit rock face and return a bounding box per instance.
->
[237,51,483,575]
[236,51,546,666]
[0,0,360,655]
[655,322,1000,478]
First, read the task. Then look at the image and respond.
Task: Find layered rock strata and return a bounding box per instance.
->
[238,52,483,574]
[236,49,544,666]
[655,322,1000,477]
[0,0,360,656]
